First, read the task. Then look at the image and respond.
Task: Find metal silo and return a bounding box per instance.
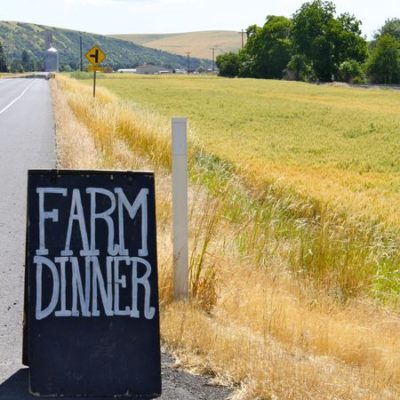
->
[45,47,59,72]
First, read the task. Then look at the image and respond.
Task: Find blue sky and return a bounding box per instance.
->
[1,0,398,38]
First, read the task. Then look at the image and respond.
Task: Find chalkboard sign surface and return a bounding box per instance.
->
[24,170,161,398]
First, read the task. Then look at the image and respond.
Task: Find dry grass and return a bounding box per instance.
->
[52,75,400,399]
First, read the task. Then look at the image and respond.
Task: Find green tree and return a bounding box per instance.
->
[331,13,368,70]
[242,16,292,79]
[10,59,23,73]
[376,18,400,41]
[21,50,33,72]
[337,59,365,83]
[291,0,367,81]
[287,54,315,81]
[216,52,239,77]
[367,34,400,84]
[0,41,8,72]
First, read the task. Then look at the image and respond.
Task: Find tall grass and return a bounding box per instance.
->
[190,150,400,301]
[53,75,400,399]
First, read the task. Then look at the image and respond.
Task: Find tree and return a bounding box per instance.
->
[367,34,400,84]
[331,13,368,70]
[216,52,239,77]
[21,50,33,72]
[376,18,400,41]
[291,0,367,81]
[337,59,365,83]
[10,59,23,73]
[0,41,8,72]
[287,54,315,81]
[242,16,292,79]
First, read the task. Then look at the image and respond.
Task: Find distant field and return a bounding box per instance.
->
[110,30,243,60]
[85,74,400,227]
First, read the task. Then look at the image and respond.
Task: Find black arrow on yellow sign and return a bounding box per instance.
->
[85,46,106,66]
[90,49,99,64]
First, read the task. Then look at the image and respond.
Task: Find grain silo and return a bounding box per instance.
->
[45,47,59,72]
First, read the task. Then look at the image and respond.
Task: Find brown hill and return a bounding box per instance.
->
[110,30,243,60]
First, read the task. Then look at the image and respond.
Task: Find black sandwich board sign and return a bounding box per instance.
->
[23,170,161,398]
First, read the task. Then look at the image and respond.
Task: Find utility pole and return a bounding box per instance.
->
[238,29,245,49]
[186,52,191,74]
[211,47,215,72]
[79,33,83,71]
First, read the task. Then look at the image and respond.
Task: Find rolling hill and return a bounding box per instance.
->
[110,30,243,60]
[0,21,209,71]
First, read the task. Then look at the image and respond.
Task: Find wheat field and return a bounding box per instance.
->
[54,74,400,399]
[81,75,400,225]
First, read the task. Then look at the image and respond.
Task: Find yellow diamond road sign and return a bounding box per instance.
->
[85,46,106,65]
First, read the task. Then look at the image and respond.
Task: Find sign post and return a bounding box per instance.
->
[172,118,189,300]
[85,45,106,98]
[93,66,96,97]
[24,170,161,398]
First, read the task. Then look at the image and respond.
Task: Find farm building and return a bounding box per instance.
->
[44,47,59,72]
[135,64,170,74]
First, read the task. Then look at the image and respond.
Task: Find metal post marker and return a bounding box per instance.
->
[172,118,189,300]
[93,70,96,98]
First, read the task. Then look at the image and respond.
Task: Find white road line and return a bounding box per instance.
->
[0,80,36,115]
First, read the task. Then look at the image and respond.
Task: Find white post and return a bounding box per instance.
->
[172,118,188,300]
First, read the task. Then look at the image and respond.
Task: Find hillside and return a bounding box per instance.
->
[0,21,209,71]
[110,30,243,60]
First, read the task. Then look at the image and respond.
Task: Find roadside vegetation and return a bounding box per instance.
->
[54,73,400,399]
[0,41,7,72]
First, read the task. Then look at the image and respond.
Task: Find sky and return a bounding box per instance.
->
[1,0,399,39]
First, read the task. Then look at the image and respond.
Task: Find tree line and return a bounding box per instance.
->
[0,45,43,73]
[216,0,400,84]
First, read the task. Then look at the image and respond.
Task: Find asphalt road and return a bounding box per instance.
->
[0,77,56,384]
[0,77,231,399]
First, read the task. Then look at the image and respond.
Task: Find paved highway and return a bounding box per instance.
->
[0,77,56,390]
